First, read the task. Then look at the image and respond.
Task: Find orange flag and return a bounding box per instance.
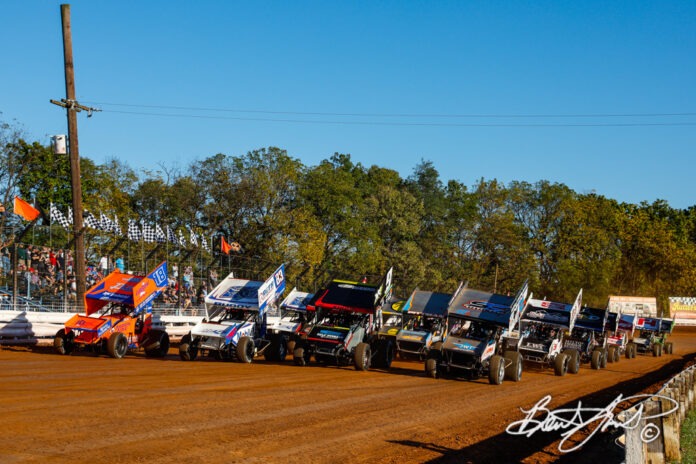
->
[13,196,40,221]
[221,236,232,255]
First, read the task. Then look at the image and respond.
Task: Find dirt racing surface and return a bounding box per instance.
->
[2,328,695,464]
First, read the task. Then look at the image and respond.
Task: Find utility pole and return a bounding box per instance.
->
[50,4,100,310]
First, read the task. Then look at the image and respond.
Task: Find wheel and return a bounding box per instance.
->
[564,349,580,374]
[504,351,523,382]
[264,335,287,362]
[107,332,128,359]
[354,342,371,371]
[665,342,673,354]
[179,333,199,361]
[236,336,255,363]
[293,346,310,366]
[144,330,170,358]
[554,353,569,376]
[613,346,620,362]
[600,348,608,368]
[54,329,74,355]
[286,340,296,357]
[378,339,395,369]
[591,349,602,369]
[607,346,616,363]
[488,355,505,385]
[425,357,438,378]
[625,343,633,359]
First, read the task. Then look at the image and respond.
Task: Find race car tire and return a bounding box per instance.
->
[107,332,128,359]
[293,347,309,366]
[612,346,620,362]
[591,349,602,369]
[564,349,580,374]
[236,337,255,363]
[600,348,608,368]
[377,339,395,369]
[665,342,673,354]
[144,330,170,358]
[425,358,438,379]
[488,355,505,385]
[286,340,296,359]
[179,333,199,361]
[354,342,371,371]
[607,346,616,363]
[54,329,74,355]
[264,335,287,362]
[626,342,636,359]
[554,353,569,376]
[504,351,523,382]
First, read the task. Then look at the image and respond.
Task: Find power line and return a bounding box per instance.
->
[83,101,696,119]
[99,109,696,127]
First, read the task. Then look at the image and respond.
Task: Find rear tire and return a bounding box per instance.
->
[378,339,395,369]
[607,346,616,363]
[600,348,608,368]
[354,342,371,371]
[665,342,673,354]
[554,353,569,376]
[293,346,310,366]
[144,330,170,358]
[488,355,505,385]
[107,332,128,359]
[54,329,74,355]
[612,346,620,362]
[504,351,523,382]
[236,336,254,363]
[591,349,602,369]
[179,333,199,361]
[652,343,660,357]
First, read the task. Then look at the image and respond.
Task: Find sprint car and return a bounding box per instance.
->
[632,316,674,357]
[396,289,450,360]
[54,261,170,359]
[425,280,528,385]
[179,264,286,363]
[564,306,614,369]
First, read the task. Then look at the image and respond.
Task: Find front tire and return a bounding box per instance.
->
[236,336,255,363]
[293,346,310,366]
[488,355,505,385]
[564,349,580,374]
[54,329,74,355]
[504,351,523,382]
[425,357,438,378]
[354,342,371,371]
[107,332,128,359]
[144,330,170,358]
[179,333,199,361]
[554,353,569,376]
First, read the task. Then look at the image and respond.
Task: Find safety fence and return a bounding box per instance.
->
[619,364,696,463]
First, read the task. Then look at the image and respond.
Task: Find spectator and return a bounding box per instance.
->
[115,256,125,273]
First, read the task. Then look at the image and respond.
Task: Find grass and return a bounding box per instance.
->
[679,409,696,464]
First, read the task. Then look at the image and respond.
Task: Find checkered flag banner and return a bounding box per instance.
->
[166,225,178,244]
[128,219,142,241]
[100,213,113,232]
[178,229,187,247]
[201,234,210,252]
[112,214,122,236]
[50,203,71,230]
[67,206,73,224]
[155,224,166,243]
[84,211,101,230]
[141,221,157,243]
[189,229,199,247]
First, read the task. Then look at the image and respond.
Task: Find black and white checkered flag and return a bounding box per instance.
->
[128,219,141,241]
[155,224,166,243]
[178,229,187,247]
[201,234,210,252]
[166,225,178,244]
[100,213,113,232]
[112,214,122,236]
[189,229,198,247]
[50,203,71,230]
[84,211,101,229]
[68,206,73,224]
[141,221,157,243]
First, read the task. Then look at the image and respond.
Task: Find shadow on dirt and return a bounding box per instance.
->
[388,352,696,464]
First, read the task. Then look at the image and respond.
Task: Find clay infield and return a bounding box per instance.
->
[1,328,695,464]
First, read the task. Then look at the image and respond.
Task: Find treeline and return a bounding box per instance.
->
[2,127,695,311]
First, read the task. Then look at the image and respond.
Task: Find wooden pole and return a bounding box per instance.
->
[60,4,86,310]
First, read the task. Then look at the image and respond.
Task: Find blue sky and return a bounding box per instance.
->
[3,1,695,208]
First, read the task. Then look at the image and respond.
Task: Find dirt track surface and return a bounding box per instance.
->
[2,329,695,464]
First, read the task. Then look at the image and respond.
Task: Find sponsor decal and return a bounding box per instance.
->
[453,342,478,352]
[317,329,346,340]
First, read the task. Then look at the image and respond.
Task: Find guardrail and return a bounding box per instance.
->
[619,365,696,463]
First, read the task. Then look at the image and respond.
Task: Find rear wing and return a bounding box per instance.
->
[521,288,582,331]
[618,314,636,333]
[660,318,675,334]
[205,264,285,318]
[84,261,168,316]
[636,316,661,332]
[309,267,393,314]
[605,311,620,333]
[575,306,609,332]
[447,280,529,332]
[280,287,314,312]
